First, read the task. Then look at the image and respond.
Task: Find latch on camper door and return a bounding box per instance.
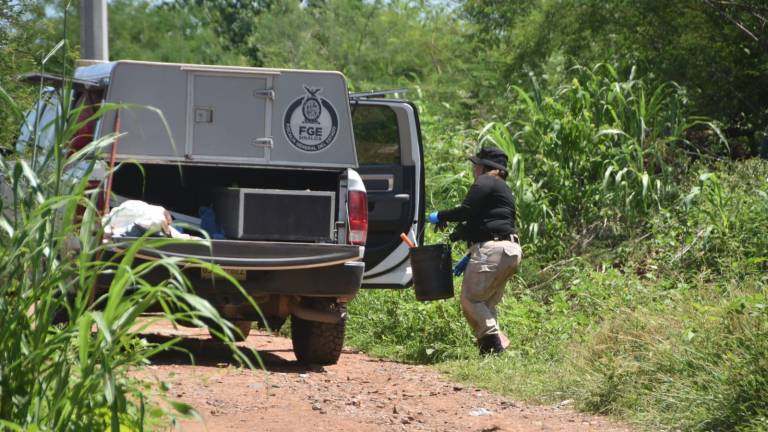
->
[194,107,213,123]
[253,89,275,99]
[252,137,273,148]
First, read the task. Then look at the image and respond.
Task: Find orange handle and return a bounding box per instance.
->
[103,109,121,215]
[399,233,416,248]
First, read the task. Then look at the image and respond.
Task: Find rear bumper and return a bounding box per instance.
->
[98,252,365,298]
[187,261,366,297]
[107,238,364,270]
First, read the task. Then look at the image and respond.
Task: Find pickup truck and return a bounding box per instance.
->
[11,60,425,364]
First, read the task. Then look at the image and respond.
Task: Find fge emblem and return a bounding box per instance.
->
[284,86,338,152]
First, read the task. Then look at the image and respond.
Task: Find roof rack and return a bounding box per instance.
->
[17,72,104,90]
[349,88,409,99]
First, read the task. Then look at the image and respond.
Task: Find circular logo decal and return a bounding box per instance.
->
[284,86,339,152]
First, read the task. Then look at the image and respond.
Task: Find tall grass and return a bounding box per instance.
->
[476,64,714,254]
[0,68,250,430]
[571,288,768,431]
[348,63,768,429]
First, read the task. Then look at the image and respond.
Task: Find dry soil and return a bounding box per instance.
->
[137,322,632,432]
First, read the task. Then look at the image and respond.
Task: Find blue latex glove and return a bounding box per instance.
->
[428,211,440,224]
[453,254,470,276]
[199,206,226,239]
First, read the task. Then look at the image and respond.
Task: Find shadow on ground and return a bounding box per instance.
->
[141,333,325,374]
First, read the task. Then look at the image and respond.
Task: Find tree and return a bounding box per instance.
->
[108,0,246,65]
[249,0,469,109]
[703,0,768,55]
[171,0,271,65]
[33,0,248,66]
[0,0,56,151]
[462,0,768,139]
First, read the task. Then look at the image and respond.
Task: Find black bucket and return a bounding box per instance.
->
[410,243,454,301]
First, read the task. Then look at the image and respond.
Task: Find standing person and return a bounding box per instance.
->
[428,146,522,355]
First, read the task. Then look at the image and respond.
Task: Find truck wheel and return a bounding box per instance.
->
[208,320,252,342]
[291,314,346,365]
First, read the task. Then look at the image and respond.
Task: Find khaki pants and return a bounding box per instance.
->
[460,240,522,339]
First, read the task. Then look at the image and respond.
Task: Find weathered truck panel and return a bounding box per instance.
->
[97,61,358,168]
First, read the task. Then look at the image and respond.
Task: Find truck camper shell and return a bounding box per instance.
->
[80,61,358,169]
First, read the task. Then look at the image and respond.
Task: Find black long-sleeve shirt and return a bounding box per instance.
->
[437,174,516,242]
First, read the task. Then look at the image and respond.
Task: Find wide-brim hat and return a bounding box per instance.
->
[469,146,508,171]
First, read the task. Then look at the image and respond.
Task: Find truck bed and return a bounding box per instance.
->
[110,163,340,218]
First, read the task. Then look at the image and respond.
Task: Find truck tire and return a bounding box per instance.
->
[291,313,346,365]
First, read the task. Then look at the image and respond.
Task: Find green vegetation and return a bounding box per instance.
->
[347,69,768,429]
[0,48,253,429]
[2,0,767,430]
[434,159,768,430]
[347,59,767,430]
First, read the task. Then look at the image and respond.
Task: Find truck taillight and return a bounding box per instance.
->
[347,190,368,245]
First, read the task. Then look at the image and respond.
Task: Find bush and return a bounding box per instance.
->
[571,282,768,431]
[494,65,713,251]
[347,288,475,363]
[347,61,768,430]
[0,71,252,430]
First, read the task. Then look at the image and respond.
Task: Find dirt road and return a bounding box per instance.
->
[139,323,631,432]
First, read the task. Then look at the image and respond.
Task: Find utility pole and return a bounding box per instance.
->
[80,0,109,61]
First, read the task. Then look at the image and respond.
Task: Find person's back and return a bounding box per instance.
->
[467,174,516,241]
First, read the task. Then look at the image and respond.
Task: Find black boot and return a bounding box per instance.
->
[478,334,505,355]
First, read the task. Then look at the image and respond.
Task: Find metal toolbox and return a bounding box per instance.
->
[214,188,335,242]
